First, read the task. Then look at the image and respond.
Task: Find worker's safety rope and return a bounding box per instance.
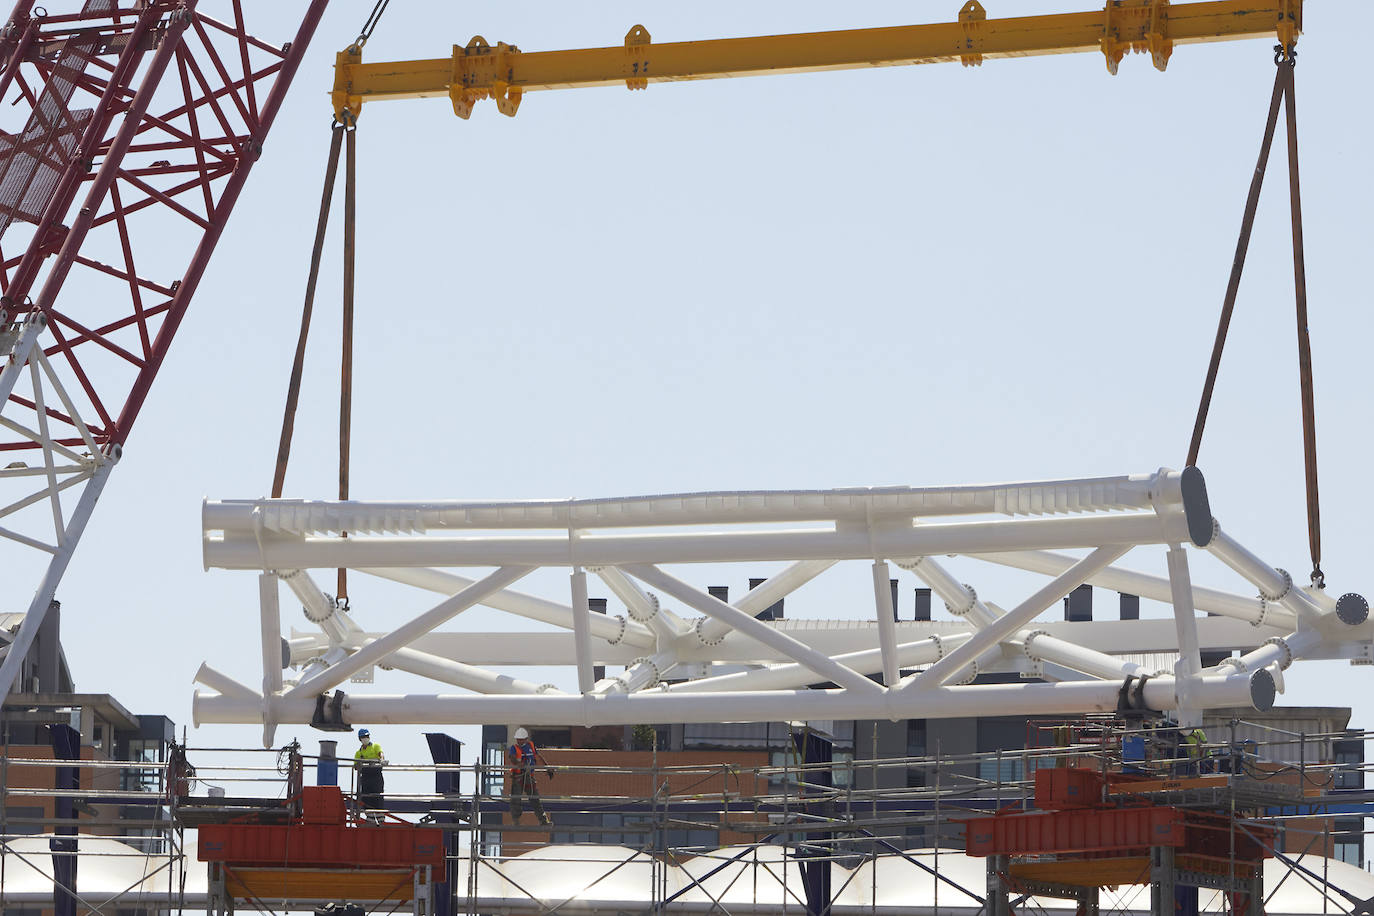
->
[1185,45,1324,588]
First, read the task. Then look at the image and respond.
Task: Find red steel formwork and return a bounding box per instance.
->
[198,787,445,869]
[966,804,1186,857]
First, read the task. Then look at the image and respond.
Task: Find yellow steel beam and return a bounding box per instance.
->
[332,0,1302,120]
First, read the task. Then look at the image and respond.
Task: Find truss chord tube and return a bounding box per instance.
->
[0,313,44,407]
[910,545,1131,688]
[194,669,1273,727]
[203,473,1186,534]
[974,548,1295,628]
[357,566,654,648]
[258,572,282,699]
[204,512,1185,570]
[284,564,533,699]
[624,564,882,695]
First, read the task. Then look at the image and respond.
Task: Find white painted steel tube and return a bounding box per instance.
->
[259,573,283,697]
[358,566,654,649]
[912,545,1130,688]
[1167,544,1203,727]
[625,564,883,695]
[382,646,557,695]
[202,473,1182,535]
[204,513,1184,571]
[697,559,835,645]
[1233,627,1323,672]
[610,649,678,694]
[899,556,998,628]
[571,569,594,694]
[666,634,971,694]
[871,560,900,686]
[1207,526,1323,623]
[193,663,261,701]
[595,566,686,641]
[279,568,351,645]
[975,549,1293,628]
[286,565,533,698]
[199,670,1271,729]
[1020,632,1149,680]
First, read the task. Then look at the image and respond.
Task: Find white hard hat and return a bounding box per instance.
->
[514,727,529,740]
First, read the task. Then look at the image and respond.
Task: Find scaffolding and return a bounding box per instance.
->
[2,720,1372,914]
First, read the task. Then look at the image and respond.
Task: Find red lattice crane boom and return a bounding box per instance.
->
[0,0,330,701]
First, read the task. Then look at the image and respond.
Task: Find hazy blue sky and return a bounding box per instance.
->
[12,2,1372,789]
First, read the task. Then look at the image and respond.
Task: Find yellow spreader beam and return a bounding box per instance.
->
[332,0,1301,121]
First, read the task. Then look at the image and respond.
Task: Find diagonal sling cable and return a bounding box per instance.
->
[1281,48,1323,589]
[1186,44,1323,588]
[1185,54,1286,470]
[270,122,344,500]
[338,120,357,603]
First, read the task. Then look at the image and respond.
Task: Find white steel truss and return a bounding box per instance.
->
[0,309,119,696]
[193,468,1371,745]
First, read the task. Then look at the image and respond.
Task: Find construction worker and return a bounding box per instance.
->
[353,728,386,823]
[508,727,554,826]
[1184,725,1208,775]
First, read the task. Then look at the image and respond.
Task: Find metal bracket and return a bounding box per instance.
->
[625,25,651,90]
[958,1,986,68]
[450,36,522,119]
[1276,0,1299,51]
[1100,1,1126,75]
[1146,0,1172,71]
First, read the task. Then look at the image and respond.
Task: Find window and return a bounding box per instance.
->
[1333,739,1364,791]
[1334,818,1363,867]
[977,756,1025,786]
[482,741,506,797]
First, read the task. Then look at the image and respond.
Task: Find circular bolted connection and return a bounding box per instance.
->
[1336,593,1369,627]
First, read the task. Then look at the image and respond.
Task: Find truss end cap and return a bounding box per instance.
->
[1336,593,1369,627]
[1179,466,1213,547]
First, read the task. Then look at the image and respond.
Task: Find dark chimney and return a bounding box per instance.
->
[913,588,932,621]
[747,578,784,620]
[1119,593,1140,620]
[1064,584,1092,622]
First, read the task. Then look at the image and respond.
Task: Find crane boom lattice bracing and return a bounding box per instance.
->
[0,1,330,703]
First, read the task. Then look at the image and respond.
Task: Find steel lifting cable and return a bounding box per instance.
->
[271,122,344,501]
[337,120,357,604]
[1186,45,1324,588]
[355,0,391,50]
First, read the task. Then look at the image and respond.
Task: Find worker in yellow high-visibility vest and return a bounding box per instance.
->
[354,728,387,823]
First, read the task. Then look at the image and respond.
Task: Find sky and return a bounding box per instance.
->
[4,1,1372,797]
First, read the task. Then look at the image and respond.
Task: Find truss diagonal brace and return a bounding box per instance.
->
[624,564,883,695]
[910,544,1129,688]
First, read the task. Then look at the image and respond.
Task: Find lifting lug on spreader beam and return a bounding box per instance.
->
[450,36,522,120]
